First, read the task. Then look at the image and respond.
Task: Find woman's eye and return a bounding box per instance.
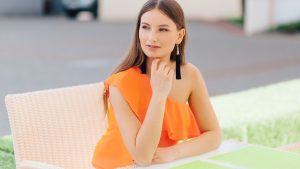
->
[141,26,149,29]
[160,28,169,32]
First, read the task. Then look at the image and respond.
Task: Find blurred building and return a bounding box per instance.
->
[0,0,299,35]
[245,0,300,35]
[99,0,300,35]
[99,0,241,21]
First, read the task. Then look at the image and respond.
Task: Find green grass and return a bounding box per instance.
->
[222,111,300,147]
[0,135,15,169]
[270,20,300,33]
[227,17,300,33]
[211,78,300,148]
[226,17,244,27]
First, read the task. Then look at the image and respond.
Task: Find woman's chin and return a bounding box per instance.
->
[146,55,161,59]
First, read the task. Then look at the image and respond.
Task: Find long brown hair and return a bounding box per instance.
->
[103,0,187,112]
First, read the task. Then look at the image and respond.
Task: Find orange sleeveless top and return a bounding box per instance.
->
[92,67,200,169]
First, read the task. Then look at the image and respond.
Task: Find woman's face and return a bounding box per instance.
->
[139,9,184,60]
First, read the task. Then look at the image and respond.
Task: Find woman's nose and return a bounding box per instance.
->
[148,31,158,42]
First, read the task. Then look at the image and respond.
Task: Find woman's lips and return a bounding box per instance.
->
[147,44,160,48]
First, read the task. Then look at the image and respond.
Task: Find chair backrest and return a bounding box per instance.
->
[5,82,107,169]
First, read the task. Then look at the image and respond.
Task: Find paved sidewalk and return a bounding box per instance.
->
[1,16,300,135]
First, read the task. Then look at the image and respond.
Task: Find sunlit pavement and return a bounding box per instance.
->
[1,15,300,135]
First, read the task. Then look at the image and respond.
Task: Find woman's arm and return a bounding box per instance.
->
[109,59,174,166]
[182,64,222,156]
[109,86,166,165]
[152,64,222,163]
[152,130,221,163]
[171,130,221,160]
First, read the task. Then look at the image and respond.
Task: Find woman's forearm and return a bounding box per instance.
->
[135,94,167,164]
[172,130,222,160]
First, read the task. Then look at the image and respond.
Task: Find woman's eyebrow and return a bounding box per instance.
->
[141,22,170,27]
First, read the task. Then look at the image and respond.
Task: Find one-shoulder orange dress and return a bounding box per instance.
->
[92,67,200,169]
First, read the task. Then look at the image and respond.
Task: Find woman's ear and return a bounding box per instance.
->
[176,28,186,44]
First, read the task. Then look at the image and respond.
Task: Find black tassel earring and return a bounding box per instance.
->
[141,55,147,74]
[176,44,181,80]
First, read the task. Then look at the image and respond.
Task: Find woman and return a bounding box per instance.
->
[92,0,221,168]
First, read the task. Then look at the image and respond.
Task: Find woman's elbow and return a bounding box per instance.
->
[212,129,222,149]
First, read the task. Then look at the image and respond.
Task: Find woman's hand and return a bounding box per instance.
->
[151,147,177,164]
[150,59,174,99]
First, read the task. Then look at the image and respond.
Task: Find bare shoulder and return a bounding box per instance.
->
[183,62,203,79]
[182,62,206,91]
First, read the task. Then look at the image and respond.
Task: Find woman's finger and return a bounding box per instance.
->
[158,61,167,72]
[168,69,174,78]
[163,67,170,76]
[152,158,162,164]
[151,59,159,74]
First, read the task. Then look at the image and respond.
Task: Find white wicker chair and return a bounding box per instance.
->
[5,82,107,169]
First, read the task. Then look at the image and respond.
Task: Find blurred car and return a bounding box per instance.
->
[62,0,98,18]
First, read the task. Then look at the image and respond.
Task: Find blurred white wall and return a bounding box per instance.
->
[99,0,146,21]
[99,0,241,22]
[245,0,300,35]
[274,0,300,25]
[245,0,272,35]
[0,0,42,15]
[179,0,241,20]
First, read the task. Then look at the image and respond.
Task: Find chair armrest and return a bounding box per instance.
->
[19,160,64,169]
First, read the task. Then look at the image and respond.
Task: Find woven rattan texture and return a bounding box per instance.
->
[5,83,107,169]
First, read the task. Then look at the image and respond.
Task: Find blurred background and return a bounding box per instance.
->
[0,0,300,154]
